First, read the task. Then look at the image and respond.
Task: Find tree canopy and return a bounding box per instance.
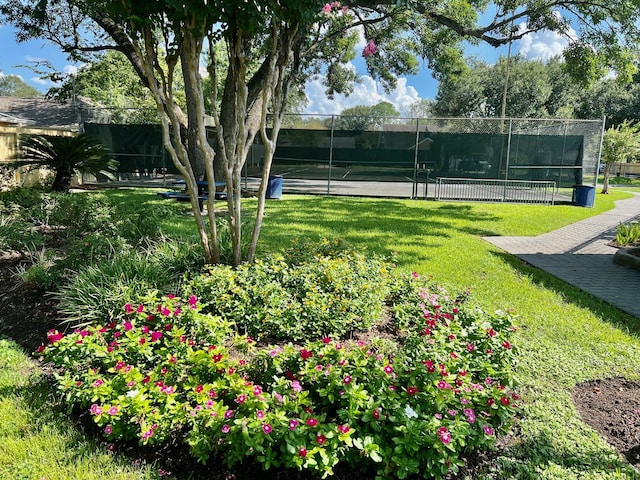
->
[0,74,42,98]
[2,0,640,264]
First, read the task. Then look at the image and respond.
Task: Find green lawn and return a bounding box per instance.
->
[2,188,640,479]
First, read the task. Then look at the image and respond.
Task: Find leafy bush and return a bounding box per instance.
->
[615,221,640,246]
[38,272,519,479]
[188,252,392,341]
[55,239,204,326]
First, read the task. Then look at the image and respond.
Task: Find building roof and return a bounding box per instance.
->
[0,96,107,130]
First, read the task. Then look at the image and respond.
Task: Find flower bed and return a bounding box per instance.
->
[38,264,519,479]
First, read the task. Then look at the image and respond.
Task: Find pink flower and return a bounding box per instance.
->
[104,425,113,435]
[483,425,495,435]
[306,418,318,427]
[108,406,118,415]
[90,404,103,415]
[322,336,331,344]
[383,365,393,374]
[407,386,418,395]
[235,394,247,404]
[316,434,327,445]
[253,385,263,396]
[322,2,332,15]
[337,424,350,434]
[464,408,476,424]
[291,380,302,393]
[363,39,377,57]
[224,409,234,419]
[256,410,266,420]
[195,385,204,393]
[188,295,198,308]
[262,424,272,435]
[47,330,64,343]
[150,331,163,342]
[502,341,512,349]
[289,419,299,430]
[93,379,104,388]
[221,424,231,434]
[160,306,171,317]
[373,409,380,420]
[437,426,451,444]
[343,375,352,385]
[124,303,134,314]
[136,304,144,313]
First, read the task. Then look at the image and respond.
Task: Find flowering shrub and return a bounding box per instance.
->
[38,268,519,479]
[188,252,392,341]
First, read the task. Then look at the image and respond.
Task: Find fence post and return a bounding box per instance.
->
[412,118,420,199]
[503,119,513,201]
[327,115,335,195]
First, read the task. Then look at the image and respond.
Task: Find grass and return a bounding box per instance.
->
[3,187,640,478]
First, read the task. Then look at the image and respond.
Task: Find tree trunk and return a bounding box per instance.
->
[602,163,611,194]
[52,168,72,192]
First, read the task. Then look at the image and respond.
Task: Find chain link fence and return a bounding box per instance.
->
[82,114,604,202]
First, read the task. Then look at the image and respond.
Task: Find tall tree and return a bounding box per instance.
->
[2,0,640,264]
[333,101,401,130]
[600,120,640,194]
[0,74,42,98]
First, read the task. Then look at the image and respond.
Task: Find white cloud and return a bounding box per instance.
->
[516,21,577,61]
[303,71,421,116]
[63,65,79,76]
[31,76,51,86]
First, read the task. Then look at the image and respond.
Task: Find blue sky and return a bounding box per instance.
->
[0,21,572,116]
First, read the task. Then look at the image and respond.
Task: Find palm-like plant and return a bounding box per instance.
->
[11,134,117,192]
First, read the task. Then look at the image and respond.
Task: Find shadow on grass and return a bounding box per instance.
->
[491,250,640,337]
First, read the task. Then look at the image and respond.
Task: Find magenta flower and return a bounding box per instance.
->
[337,424,350,434]
[407,386,418,395]
[136,303,144,313]
[124,303,134,314]
[90,404,103,415]
[343,375,352,385]
[300,349,313,360]
[256,410,266,420]
[160,306,171,317]
[316,434,327,445]
[372,409,380,420]
[262,424,272,435]
[299,447,307,458]
[150,331,163,342]
[253,385,263,396]
[188,295,198,308]
[437,426,451,444]
[221,424,231,434]
[224,409,234,419]
[104,425,113,435]
[289,419,299,430]
[322,2,331,15]
[235,394,247,404]
[322,336,331,344]
[291,380,302,392]
[93,379,104,388]
[383,365,393,374]
[108,406,118,415]
[306,418,318,427]
[483,425,495,435]
[464,408,476,424]
[47,330,64,343]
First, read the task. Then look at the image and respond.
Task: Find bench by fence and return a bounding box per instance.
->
[435,178,556,205]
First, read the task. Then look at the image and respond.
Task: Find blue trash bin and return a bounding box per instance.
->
[573,185,595,208]
[266,175,283,199]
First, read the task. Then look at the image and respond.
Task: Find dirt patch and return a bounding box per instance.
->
[572,377,640,470]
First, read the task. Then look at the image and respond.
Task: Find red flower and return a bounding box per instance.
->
[322,337,331,344]
[316,434,326,445]
[306,418,318,427]
[35,345,46,353]
[298,447,307,458]
[486,328,497,337]
[47,330,64,343]
[502,341,512,349]
[437,426,451,444]
[300,349,313,360]
[337,424,350,434]
[195,385,204,393]
[500,397,510,406]
[372,409,380,420]
[212,353,223,363]
[407,387,418,395]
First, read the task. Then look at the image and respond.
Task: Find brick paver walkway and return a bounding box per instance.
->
[484,193,640,318]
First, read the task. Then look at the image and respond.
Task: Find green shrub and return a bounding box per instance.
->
[188,252,392,341]
[615,221,640,246]
[38,272,519,480]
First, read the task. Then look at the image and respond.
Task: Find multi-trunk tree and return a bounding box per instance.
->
[2,0,639,264]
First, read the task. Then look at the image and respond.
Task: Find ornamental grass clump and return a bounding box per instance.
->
[38,269,519,479]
